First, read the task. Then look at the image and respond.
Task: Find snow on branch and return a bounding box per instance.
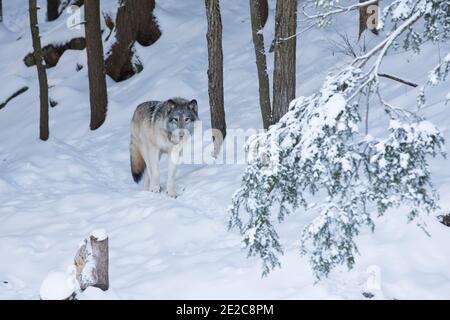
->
[418,52,450,107]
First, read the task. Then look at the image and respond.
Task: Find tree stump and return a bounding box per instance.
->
[74,230,109,291]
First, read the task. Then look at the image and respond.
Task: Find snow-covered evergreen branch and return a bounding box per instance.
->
[230,0,449,279]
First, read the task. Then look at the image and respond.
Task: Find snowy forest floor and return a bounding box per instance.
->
[0,0,450,299]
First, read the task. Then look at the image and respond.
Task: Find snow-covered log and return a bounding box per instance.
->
[74,230,109,291]
[23,37,86,68]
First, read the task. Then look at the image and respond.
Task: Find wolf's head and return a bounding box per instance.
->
[163,98,199,144]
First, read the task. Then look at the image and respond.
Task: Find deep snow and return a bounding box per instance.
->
[0,0,449,299]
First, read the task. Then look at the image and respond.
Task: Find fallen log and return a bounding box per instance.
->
[378,73,418,88]
[23,37,86,68]
[0,86,28,110]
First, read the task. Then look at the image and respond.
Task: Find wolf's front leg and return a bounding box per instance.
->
[167,147,181,198]
[148,146,161,193]
[144,168,151,191]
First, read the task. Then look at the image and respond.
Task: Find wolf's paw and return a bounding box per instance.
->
[150,185,161,193]
[167,190,179,198]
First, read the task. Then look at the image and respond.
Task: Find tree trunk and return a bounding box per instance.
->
[29,0,49,141]
[359,0,379,38]
[105,0,161,82]
[205,0,226,156]
[258,0,268,28]
[47,0,60,21]
[85,0,108,130]
[74,232,109,291]
[250,0,271,129]
[0,0,3,23]
[272,0,297,124]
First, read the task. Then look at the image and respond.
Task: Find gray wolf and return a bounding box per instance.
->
[130,98,199,197]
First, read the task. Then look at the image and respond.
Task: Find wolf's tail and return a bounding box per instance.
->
[130,136,145,183]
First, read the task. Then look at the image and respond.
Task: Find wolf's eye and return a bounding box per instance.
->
[170,118,178,123]
[185,118,191,122]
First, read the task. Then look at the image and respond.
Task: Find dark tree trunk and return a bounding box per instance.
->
[250,0,271,129]
[29,0,49,141]
[205,0,226,156]
[47,0,60,21]
[258,0,268,28]
[272,0,297,124]
[0,0,3,23]
[85,0,108,130]
[105,0,161,82]
[359,0,379,38]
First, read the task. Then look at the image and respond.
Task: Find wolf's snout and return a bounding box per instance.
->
[176,129,190,139]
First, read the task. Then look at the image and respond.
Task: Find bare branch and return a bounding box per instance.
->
[378,73,418,87]
[326,31,364,58]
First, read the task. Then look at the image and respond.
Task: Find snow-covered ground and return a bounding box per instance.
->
[0,0,449,299]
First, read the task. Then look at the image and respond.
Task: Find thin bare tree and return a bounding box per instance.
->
[85,0,108,130]
[250,0,271,129]
[0,0,3,23]
[29,0,49,141]
[205,0,226,155]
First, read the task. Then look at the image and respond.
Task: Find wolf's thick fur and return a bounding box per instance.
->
[130,98,199,197]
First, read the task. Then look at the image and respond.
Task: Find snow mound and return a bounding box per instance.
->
[40,271,75,300]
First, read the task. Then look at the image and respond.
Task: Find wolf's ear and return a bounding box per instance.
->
[164,99,176,114]
[188,99,198,114]
[167,99,176,108]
